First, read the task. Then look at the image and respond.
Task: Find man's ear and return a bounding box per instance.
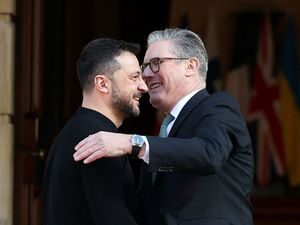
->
[185,58,199,77]
[94,75,109,93]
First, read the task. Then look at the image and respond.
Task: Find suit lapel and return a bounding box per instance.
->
[169,89,209,137]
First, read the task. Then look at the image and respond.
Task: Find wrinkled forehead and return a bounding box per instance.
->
[144,40,173,62]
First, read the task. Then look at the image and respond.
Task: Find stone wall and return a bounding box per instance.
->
[0,0,15,225]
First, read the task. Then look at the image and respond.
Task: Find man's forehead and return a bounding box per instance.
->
[144,41,172,60]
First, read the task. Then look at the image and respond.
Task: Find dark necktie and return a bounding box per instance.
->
[152,114,175,184]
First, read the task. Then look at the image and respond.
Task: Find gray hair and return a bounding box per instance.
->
[147,28,208,81]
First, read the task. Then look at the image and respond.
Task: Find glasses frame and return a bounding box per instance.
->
[141,57,190,73]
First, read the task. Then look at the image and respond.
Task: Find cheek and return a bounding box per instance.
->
[165,77,178,90]
[128,86,137,97]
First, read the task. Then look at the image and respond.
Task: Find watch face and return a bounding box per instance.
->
[132,135,144,147]
[131,135,144,157]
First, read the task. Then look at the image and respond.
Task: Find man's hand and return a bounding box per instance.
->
[73,131,132,164]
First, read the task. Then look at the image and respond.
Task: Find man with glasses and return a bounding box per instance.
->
[73,28,254,225]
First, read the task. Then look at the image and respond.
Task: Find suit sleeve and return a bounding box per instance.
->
[147,97,252,175]
[81,157,138,225]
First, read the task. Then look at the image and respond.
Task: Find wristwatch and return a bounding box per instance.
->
[131,134,144,157]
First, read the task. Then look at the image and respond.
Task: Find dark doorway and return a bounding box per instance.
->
[14,1,170,224]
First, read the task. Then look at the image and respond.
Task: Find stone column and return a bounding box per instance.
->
[0,0,15,225]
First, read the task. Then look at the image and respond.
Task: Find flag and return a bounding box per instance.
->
[223,12,260,118]
[224,64,250,116]
[247,14,286,187]
[278,16,300,187]
[206,9,221,93]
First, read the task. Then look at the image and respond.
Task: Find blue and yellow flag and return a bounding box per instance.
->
[278,16,300,187]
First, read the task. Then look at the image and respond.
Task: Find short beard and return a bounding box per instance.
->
[111,87,140,119]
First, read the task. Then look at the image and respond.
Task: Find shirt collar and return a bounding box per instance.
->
[169,89,201,119]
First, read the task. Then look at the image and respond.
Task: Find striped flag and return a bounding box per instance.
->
[223,12,259,118]
[247,14,286,187]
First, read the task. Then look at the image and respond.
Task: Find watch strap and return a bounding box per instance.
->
[131,145,141,157]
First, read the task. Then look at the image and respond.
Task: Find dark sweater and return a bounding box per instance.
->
[43,107,138,225]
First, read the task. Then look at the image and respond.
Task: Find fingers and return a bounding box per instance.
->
[73,131,109,163]
[73,134,103,162]
[83,150,106,164]
[73,143,99,161]
[74,135,91,152]
[74,140,85,152]
[73,137,91,159]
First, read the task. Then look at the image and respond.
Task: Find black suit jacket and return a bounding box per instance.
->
[140,89,254,225]
[43,107,139,225]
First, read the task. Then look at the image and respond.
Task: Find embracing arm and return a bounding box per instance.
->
[73,115,235,175]
[73,132,145,164]
[73,95,251,175]
[147,103,252,174]
[147,121,233,174]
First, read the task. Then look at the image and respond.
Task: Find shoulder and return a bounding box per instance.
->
[184,91,240,116]
[52,112,114,151]
[209,91,236,102]
[65,110,116,134]
[203,91,239,109]
[192,91,242,119]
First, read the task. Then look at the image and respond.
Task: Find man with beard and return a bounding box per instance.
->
[73,28,254,225]
[43,38,148,225]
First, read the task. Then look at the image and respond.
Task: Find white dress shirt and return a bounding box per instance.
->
[140,89,201,163]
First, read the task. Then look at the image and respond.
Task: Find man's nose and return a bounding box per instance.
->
[138,78,148,93]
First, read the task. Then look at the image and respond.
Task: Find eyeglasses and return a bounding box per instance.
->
[140,57,189,73]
